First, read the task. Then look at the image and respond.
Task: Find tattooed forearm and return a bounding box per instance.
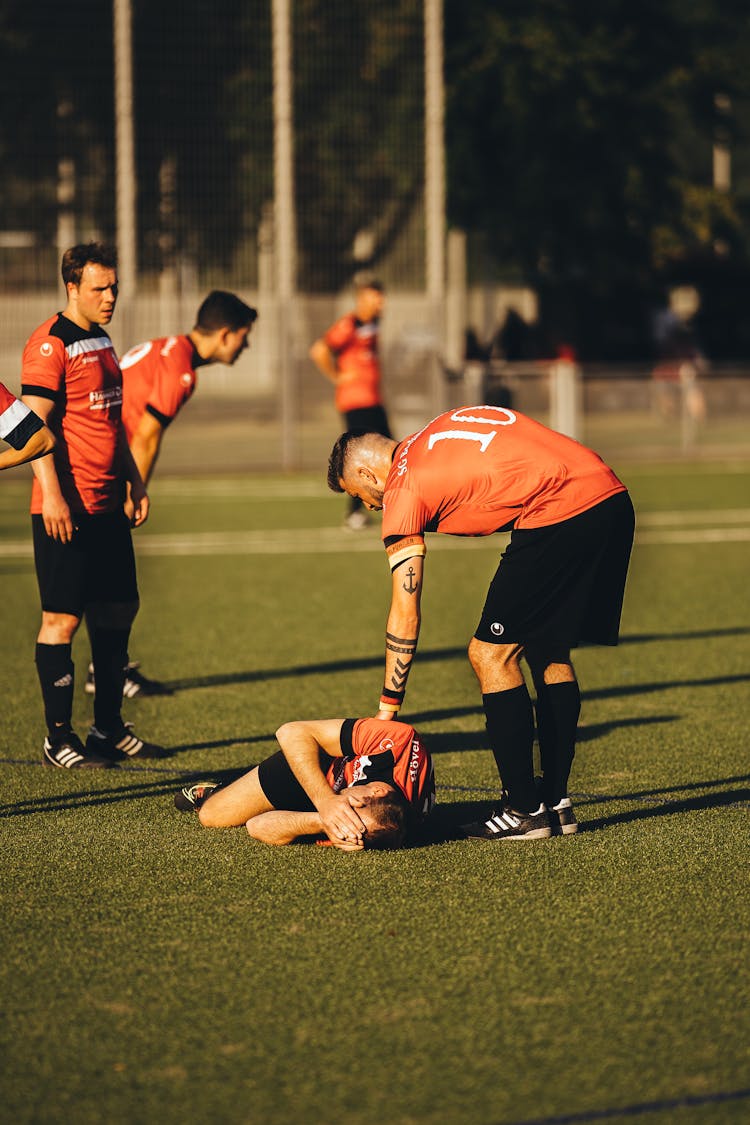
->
[390,657,410,691]
[386,631,417,651]
[401,565,419,595]
[386,640,416,654]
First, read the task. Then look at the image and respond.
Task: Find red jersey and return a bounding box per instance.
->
[21,314,124,515]
[120,334,197,440]
[327,718,435,821]
[324,313,382,413]
[382,405,627,570]
[0,381,43,450]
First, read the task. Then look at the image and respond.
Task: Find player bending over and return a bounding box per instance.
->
[328,405,635,840]
[86,289,258,699]
[175,717,435,850]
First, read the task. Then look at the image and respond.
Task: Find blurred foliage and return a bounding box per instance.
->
[0,0,749,342]
[445,0,750,279]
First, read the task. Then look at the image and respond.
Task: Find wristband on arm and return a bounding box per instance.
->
[380,687,404,712]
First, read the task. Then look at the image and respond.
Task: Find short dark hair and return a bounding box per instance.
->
[61,242,118,288]
[354,272,384,293]
[194,290,258,333]
[327,430,367,493]
[362,789,409,850]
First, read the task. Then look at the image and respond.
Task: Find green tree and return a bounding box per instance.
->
[444,0,750,355]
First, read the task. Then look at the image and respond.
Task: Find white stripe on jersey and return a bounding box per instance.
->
[65,336,115,359]
[0,396,31,439]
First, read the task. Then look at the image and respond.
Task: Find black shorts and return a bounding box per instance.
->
[474,491,635,649]
[344,404,392,439]
[257,749,334,812]
[33,510,139,616]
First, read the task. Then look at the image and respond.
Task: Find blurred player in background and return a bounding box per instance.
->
[328,406,635,841]
[85,290,258,699]
[0,382,54,469]
[21,242,160,769]
[175,716,435,850]
[309,275,392,530]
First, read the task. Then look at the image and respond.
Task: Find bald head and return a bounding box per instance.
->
[327,430,397,507]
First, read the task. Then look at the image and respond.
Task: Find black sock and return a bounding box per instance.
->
[483,684,537,813]
[535,681,581,806]
[89,628,129,732]
[35,643,74,740]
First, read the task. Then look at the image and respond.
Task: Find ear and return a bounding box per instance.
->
[357,464,378,485]
[370,781,393,798]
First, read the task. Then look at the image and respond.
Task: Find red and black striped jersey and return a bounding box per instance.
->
[120,335,198,439]
[0,381,43,450]
[327,717,435,821]
[21,314,124,514]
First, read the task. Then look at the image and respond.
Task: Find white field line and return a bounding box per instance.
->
[636,508,750,525]
[2,511,750,558]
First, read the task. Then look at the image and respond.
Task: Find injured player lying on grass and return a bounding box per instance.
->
[174,716,435,851]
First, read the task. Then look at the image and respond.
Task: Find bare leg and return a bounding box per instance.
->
[198,766,274,828]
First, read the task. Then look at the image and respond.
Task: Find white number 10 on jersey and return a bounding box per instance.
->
[427,406,517,453]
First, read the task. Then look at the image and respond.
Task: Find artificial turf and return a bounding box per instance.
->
[0,464,748,1124]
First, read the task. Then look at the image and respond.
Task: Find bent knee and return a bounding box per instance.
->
[198,799,225,829]
[39,611,81,645]
[468,636,524,672]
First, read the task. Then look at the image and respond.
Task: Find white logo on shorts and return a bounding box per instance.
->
[490,622,505,636]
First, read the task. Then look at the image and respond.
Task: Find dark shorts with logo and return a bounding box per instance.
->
[474,491,635,648]
[257,749,334,812]
[32,510,138,616]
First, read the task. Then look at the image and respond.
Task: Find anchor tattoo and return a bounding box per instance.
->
[403,566,418,595]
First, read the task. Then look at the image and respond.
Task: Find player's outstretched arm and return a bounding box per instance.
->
[275,719,368,845]
[22,395,73,542]
[246,809,364,849]
[129,412,164,489]
[246,809,322,846]
[118,427,149,527]
[0,424,54,469]
[377,554,424,721]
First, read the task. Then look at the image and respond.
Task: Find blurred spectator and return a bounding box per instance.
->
[651,289,707,424]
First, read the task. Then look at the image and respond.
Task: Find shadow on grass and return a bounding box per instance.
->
[0,765,251,819]
[161,645,466,693]
[580,785,750,832]
[114,711,678,760]
[420,713,678,755]
[156,625,750,696]
[501,1085,750,1125]
[1,770,748,839]
[418,772,750,845]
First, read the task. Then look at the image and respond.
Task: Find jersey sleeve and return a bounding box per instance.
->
[323,315,355,355]
[0,383,43,448]
[348,718,416,759]
[381,485,430,569]
[20,334,67,400]
[146,364,195,427]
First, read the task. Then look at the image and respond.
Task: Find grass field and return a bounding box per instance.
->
[0,460,748,1125]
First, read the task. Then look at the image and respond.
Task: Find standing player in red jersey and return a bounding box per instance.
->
[84,291,257,700]
[174,717,435,851]
[0,382,55,469]
[21,243,161,769]
[328,405,635,840]
[309,276,392,530]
